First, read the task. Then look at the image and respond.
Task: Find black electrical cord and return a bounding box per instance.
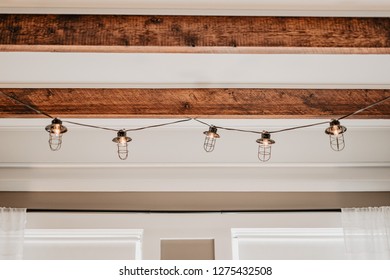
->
[0,91,54,119]
[1,90,389,135]
[125,118,192,132]
[0,91,192,132]
[194,95,390,134]
[337,95,390,121]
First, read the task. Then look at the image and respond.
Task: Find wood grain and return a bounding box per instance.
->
[0,15,389,54]
[1,88,389,118]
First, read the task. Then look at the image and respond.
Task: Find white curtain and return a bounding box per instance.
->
[0,207,27,260]
[341,206,390,259]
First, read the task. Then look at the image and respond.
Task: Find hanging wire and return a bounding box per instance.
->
[195,95,390,135]
[192,118,211,127]
[269,120,330,134]
[2,91,389,136]
[64,118,192,133]
[0,91,54,119]
[62,120,118,132]
[0,91,192,132]
[268,95,390,133]
[125,118,192,132]
[193,118,261,134]
[337,95,390,121]
[215,126,261,134]
[195,117,328,134]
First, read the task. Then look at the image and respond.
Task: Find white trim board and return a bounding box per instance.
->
[1,0,390,16]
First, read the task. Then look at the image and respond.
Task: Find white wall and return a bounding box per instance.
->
[26,212,342,260]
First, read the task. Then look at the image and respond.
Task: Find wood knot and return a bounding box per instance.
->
[184,35,198,47]
[150,17,163,24]
[171,24,181,33]
[47,27,55,34]
[46,90,54,98]
[7,26,21,33]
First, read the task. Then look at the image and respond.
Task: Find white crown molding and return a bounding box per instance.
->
[1,162,390,168]
[1,0,390,16]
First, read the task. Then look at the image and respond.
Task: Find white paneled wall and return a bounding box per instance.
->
[24,229,143,260]
[26,212,342,260]
[232,228,346,260]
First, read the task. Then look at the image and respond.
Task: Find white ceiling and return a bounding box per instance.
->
[0,1,389,193]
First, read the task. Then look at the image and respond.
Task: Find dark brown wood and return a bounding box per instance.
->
[0,88,389,118]
[0,15,389,54]
[0,191,389,211]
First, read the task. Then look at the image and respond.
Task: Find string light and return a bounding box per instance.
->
[203,125,220,152]
[1,92,389,162]
[112,130,132,160]
[325,119,347,151]
[256,131,275,162]
[45,118,67,151]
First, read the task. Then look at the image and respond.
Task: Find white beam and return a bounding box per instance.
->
[1,53,390,88]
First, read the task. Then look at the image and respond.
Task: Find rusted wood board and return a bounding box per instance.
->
[1,88,389,118]
[0,15,389,54]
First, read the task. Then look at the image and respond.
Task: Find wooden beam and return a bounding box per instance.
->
[0,15,389,54]
[1,88,389,118]
[1,191,389,211]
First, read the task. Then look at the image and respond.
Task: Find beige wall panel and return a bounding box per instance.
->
[161,239,215,260]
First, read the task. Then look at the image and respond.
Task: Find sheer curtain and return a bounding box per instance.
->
[0,207,27,259]
[341,206,390,259]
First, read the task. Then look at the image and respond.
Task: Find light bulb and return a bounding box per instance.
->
[112,130,132,160]
[332,125,339,136]
[45,118,67,151]
[256,131,275,162]
[203,125,220,152]
[52,124,61,135]
[325,120,347,151]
